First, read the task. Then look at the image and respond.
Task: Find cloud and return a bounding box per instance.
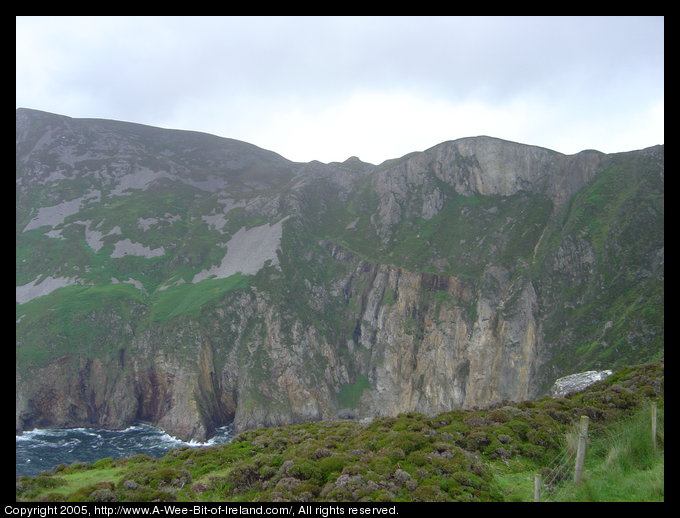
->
[235,92,538,163]
[16,16,663,163]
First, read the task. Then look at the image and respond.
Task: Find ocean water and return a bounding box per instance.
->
[16,423,233,478]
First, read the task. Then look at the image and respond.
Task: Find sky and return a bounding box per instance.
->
[16,16,664,164]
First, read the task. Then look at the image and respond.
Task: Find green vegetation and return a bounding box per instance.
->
[16,274,250,372]
[148,274,250,321]
[16,361,663,502]
[535,151,664,380]
[312,176,554,279]
[547,402,664,502]
[16,283,146,370]
[337,375,371,409]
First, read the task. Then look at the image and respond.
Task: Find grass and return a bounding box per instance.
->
[16,283,146,370]
[17,464,126,501]
[535,153,664,378]
[323,187,554,278]
[546,403,664,502]
[337,375,371,409]
[488,460,538,502]
[556,456,664,502]
[16,273,251,372]
[48,467,126,497]
[148,274,250,321]
[490,403,665,502]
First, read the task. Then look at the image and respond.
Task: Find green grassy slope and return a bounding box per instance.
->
[534,149,664,381]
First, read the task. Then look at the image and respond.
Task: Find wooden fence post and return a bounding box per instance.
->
[651,403,657,450]
[573,415,589,485]
[534,473,541,502]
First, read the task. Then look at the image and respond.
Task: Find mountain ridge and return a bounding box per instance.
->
[20,106,655,166]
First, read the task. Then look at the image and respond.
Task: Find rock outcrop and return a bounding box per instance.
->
[550,370,613,398]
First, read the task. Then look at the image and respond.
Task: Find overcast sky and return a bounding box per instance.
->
[16,16,663,164]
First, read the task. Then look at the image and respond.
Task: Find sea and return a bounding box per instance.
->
[16,423,233,478]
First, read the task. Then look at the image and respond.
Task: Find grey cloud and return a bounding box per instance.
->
[16,16,663,160]
[23,16,664,104]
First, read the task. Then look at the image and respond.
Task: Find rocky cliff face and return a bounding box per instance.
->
[16,109,664,441]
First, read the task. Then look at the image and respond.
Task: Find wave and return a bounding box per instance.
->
[16,422,234,478]
[154,424,234,448]
[16,428,71,439]
[15,431,39,442]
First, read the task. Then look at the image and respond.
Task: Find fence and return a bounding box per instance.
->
[533,402,661,502]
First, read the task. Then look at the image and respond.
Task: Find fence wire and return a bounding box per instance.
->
[537,404,662,502]
[540,445,576,499]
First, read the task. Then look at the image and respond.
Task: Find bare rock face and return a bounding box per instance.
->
[369,137,607,242]
[550,370,613,398]
[331,258,544,420]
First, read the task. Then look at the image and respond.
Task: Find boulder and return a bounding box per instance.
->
[550,370,613,398]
